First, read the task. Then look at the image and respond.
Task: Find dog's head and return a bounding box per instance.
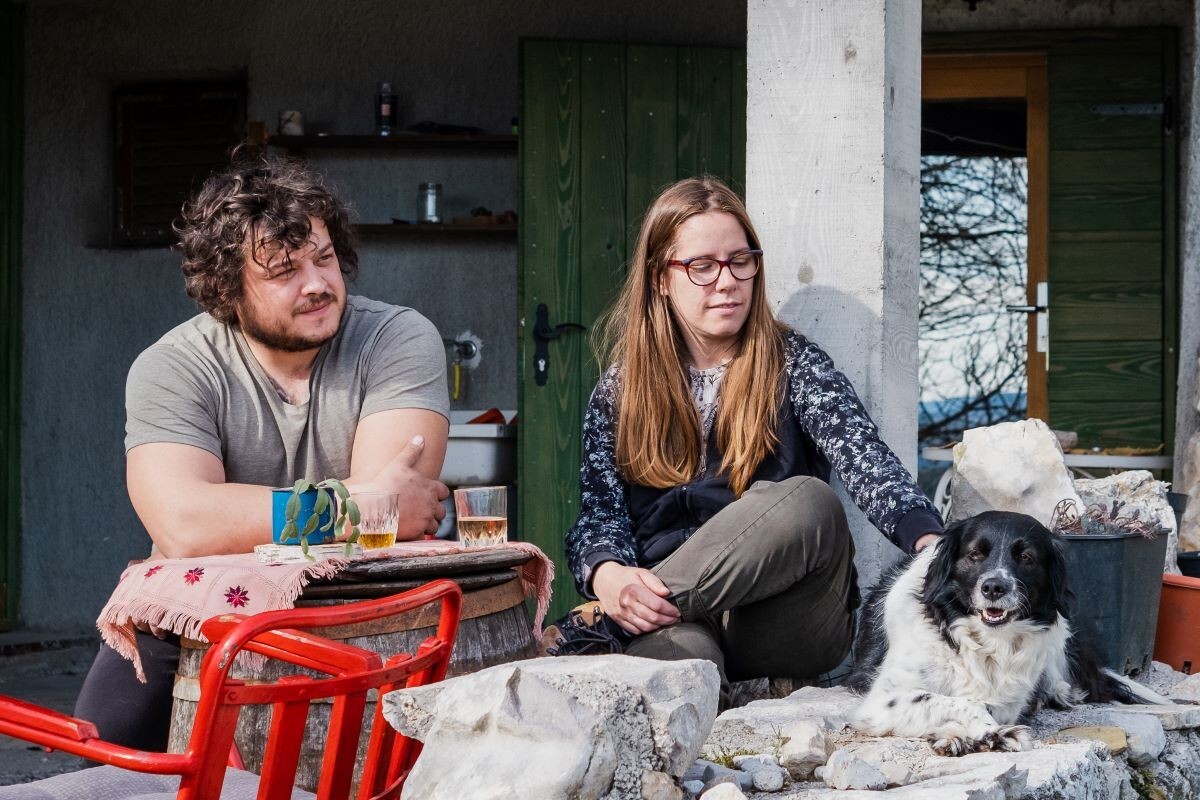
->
[921,511,1070,635]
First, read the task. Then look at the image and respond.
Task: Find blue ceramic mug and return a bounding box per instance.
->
[271,487,337,545]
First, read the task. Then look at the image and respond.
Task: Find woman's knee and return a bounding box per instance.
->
[748,476,850,550]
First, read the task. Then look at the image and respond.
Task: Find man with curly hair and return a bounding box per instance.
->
[73,155,451,750]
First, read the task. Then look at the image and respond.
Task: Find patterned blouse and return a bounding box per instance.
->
[565,330,940,594]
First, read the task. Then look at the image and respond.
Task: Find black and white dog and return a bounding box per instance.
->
[848,510,1167,756]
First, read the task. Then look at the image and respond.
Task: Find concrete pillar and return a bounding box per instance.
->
[746,0,922,585]
[1175,0,1200,488]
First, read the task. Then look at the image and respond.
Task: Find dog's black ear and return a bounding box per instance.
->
[1047,534,1073,619]
[920,519,966,642]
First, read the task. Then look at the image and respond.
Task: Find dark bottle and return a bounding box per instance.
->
[376,82,397,136]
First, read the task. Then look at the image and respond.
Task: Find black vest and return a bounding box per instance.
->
[627,399,831,566]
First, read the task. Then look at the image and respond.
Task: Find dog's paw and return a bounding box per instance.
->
[931,725,1030,756]
[978,725,1031,752]
[931,735,973,757]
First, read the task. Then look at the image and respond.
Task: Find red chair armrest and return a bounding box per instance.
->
[0,694,99,742]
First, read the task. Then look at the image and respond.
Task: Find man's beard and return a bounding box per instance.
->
[236,294,341,352]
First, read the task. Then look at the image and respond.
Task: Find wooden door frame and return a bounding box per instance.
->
[922,52,1049,422]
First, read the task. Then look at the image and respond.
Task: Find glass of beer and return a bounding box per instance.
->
[354,491,400,550]
[453,486,508,548]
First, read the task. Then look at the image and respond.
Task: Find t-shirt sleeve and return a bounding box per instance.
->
[360,310,450,421]
[124,344,223,458]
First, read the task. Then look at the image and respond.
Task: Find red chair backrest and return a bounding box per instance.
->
[183,579,462,800]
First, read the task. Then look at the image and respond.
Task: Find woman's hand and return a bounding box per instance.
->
[592,562,682,635]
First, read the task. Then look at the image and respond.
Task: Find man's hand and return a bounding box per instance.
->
[367,435,450,538]
[592,562,681,635]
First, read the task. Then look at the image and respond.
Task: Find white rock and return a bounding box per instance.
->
[778,719,830,780]
[704,686,857,756]
[841,739,924,788]
[949,419,1081,526]
[383,656,720,800]
[822,749,888,791]
[1167,672,1200,702]
[750,766,786,791]
[699,784,746,800]
[731,753,777,773]
[1076,470,1179,573]
[1181,431,1200,552]
[641,769,683,800]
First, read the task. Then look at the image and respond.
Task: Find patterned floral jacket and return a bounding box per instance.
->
[565,330,943,598]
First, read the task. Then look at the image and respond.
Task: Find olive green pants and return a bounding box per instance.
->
[627,476,858,696]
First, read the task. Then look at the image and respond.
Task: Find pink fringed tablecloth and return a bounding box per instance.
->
[98,540,554,681]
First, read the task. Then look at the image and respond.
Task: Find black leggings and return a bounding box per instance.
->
[73,630,181,752]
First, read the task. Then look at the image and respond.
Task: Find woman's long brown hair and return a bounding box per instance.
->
[595,177,787,497]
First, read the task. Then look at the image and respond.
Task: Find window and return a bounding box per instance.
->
[113,76,246,246]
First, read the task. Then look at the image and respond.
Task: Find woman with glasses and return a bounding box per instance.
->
[556,176,942,702]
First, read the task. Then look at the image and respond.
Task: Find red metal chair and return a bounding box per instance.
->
[0,579,462,800]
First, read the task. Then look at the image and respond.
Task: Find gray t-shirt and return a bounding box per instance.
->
[125,295,449,487]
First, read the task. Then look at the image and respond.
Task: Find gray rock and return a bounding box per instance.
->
[698,784,747,800]
[1076,470,1179,574]
[1098,710,1166,766]
[383,655,719,800]
[778,719,830,780]
[750,766,786,791]
[948,419,1080,526]
[681,779,705,796]
[641,769,683,800]
[700,775,737,794]
[822,749,889,791]
[682,760,715,784]
[697,762,739,784]
[731,753,777,773]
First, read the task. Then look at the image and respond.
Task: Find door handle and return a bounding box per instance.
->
[532,303,586,386]
[1007,282,1050,369]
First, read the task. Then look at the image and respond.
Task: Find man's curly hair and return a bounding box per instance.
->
[175,155,359,323]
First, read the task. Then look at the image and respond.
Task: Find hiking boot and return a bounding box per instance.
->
[545,602,633,656]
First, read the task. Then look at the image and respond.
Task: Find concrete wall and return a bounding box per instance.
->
[20,0,745,630]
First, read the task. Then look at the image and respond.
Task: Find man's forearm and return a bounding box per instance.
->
[133,481,276,559]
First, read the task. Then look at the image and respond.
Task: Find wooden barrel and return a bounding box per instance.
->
[167,549,539,792]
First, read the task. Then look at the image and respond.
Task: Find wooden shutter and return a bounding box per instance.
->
[113,77,246,246]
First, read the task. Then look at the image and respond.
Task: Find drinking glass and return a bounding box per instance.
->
[354,491,400,550]
[453,486,508,548]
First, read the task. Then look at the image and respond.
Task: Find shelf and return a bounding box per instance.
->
[269,133,517,151]
[355,223,517,236]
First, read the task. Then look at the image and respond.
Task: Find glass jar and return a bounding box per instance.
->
[417,183,442,224]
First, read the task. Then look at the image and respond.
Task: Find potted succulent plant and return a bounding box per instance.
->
[276,478,362,559]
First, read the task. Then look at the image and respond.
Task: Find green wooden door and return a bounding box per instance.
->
[519,40,746,620]
[1,2,23,630]
[1045,29,1177,449]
